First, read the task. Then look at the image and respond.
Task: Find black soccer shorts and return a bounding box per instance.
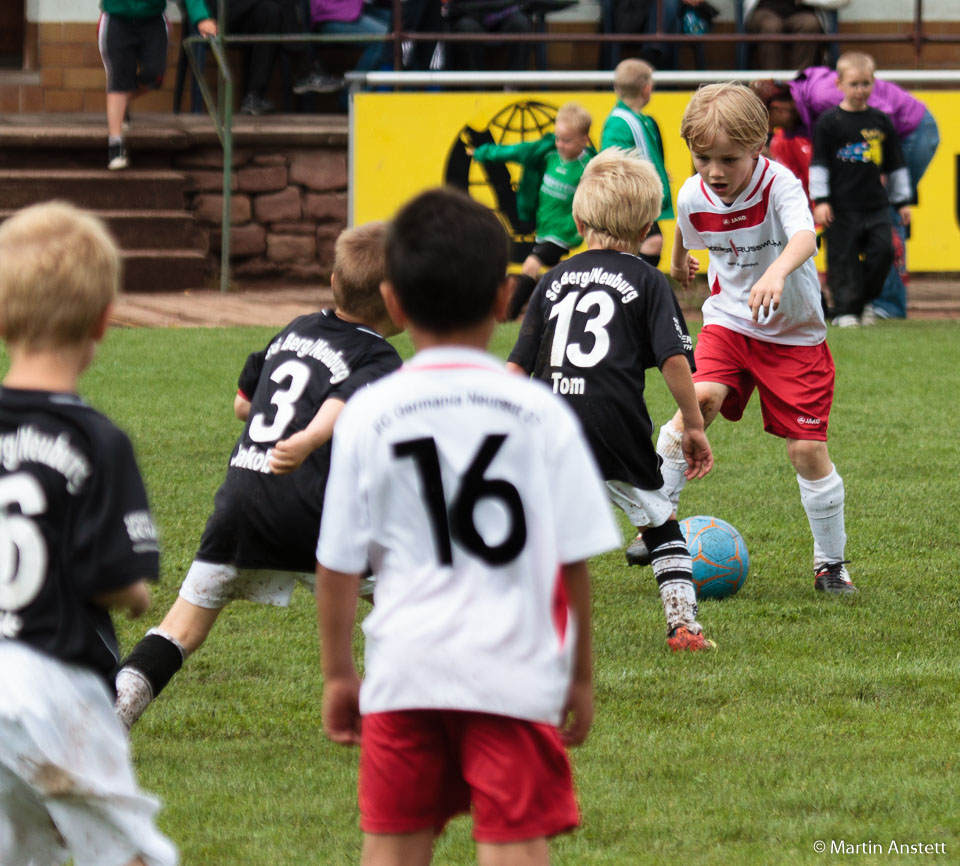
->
[98,13,169,93]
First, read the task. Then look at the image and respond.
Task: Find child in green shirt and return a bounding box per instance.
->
[473,102,596,319]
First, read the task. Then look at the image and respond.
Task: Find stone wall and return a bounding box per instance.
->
[175,145,348,282]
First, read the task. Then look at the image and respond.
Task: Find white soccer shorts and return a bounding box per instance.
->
[179,559,316,609]
[0,642,178,866]
[605,479,675,530]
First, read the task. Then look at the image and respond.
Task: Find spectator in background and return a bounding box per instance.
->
[300,0,391,102]
[445,0,533,72]
[403,0,445,69]
[753,66,940,318]
[612,0,713,71]
[99,0,216,169]
[744,0,836,71]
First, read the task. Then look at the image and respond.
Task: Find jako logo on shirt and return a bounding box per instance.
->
[797,416,822,426]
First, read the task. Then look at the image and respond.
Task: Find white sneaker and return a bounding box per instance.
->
[832,314,859,328]
[860,305,877,326]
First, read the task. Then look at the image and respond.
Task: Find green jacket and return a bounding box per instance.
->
[474,134,598,226]
[600,101,674,221]
[101,0,211,24]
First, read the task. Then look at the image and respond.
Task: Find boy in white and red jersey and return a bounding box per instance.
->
[316,187,619,865]
[653,82,856,595]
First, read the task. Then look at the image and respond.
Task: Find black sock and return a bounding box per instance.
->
[120,633,185,699]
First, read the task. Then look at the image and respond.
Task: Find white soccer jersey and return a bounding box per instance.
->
[676,156,826,346]
[317,346,620,725]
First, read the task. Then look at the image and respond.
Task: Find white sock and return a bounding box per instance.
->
[798,467,846,565]
[658,579,701,634]
[115,668,154,732]
[656,423,687,510]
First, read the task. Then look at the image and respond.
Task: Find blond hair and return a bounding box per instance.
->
[573,148,662,250]
[614,58,654,100]
[0,201,119,349]
[555,101,592,136]
[836,51,876,81]
[680,82,769,152]
[331,220,390,323]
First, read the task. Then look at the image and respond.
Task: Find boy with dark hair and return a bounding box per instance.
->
[99,0,216,169]
[811,52,911,328]
[114,221,402,730]
[600,58,674,269]
[316,187,619,865]
[0,201,176,866]
[660,82,857,595]
[473,102,596,320]
[507,149,716,651]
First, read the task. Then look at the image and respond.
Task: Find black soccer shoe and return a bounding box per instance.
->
[625,535,651,567]
[814,560,858,595]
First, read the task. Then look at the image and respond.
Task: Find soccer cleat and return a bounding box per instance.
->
[107,141,129,170]
[814,560,858,595]
[860,304,878,327]
[625,534,651,566]
[667,626,716,652]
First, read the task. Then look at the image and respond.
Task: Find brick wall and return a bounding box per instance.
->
[179,146,348,281]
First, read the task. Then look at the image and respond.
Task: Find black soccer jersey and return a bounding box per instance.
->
[508,249,694,490]
[0,388,159,687]
[196,309,402,572]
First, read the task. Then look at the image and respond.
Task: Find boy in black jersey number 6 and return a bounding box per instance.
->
[0,202,176,866]
[507,149,716,651]
[115,221,402,730]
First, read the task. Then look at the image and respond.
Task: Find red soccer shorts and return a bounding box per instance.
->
[692,325,835,440]
[359,709,579,843]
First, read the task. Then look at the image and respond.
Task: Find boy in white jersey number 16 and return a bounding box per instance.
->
[316,188,620,866]
[661,82,856,595]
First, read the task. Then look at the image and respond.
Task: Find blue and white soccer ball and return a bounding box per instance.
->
[679,515,749,600]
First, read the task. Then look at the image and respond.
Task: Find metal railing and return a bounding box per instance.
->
[184,0,956,292]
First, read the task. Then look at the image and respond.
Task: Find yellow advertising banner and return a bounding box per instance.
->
[352,89,953,272]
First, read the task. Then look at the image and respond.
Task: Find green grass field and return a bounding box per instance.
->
[61,320,960,863]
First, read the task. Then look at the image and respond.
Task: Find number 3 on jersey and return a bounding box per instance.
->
[248,359,311,443]
[393,435,527,567]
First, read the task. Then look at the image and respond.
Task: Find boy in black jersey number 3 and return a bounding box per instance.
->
[0,203,176,866]
[508,148,716,651]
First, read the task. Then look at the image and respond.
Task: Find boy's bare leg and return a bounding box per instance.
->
[106,92,131,139]
[361,830,433,866]
[506,254,545,321]
[157,596,223,655]
[477,838,550,866]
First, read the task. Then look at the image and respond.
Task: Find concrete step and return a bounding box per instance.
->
[121,249,212,294]
[0,208,206,252]
[0,169,189,211]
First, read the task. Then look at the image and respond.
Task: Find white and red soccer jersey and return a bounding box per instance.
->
[676,156,826,346]
[316,346,619,725]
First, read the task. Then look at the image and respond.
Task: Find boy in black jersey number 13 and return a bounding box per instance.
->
[0,202,176,866]
[114,221,402,730]
[507,148,716,652]
[317,188,619,865]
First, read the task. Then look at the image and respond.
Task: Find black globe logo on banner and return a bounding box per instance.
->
[445,100,595,265]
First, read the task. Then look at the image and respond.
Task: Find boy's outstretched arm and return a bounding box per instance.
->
[669,225,699,288]
[316,564,362,745]
[559,559,593,747]
[748,229,816,322]
[270,398,346,475]
[660,354,712,480]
